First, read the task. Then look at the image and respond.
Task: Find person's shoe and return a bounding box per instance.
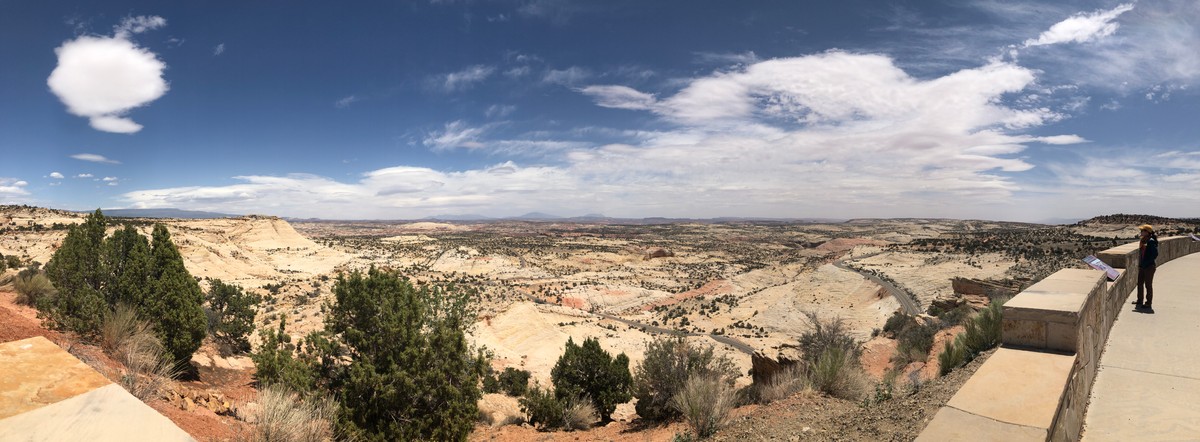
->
[1133,300,1142,305]
[1143,304,1152,309]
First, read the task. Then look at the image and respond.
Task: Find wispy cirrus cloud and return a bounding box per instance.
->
[437,65,496,92]
[542,66,590,86]
[124,50,1104,220]
[334,95,360,109]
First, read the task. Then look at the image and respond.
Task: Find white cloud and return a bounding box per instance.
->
[113,15,167,38]
[75,174,94,178]
[1017,1,1200,90]
[439,65,495,92]
[579,85,658,110]
[47,28,169,133]
[423,120,491,150]
[505,66,532,78]
[1023,4,1134,47]
[102,176,118,182]
[1034,135,1088,145]
[335,95,360,108]
[49,172,65,179]
[485,104,517,118]
[121,164,581,219]
[71,153,121,164]
[542,66,590,86]
[213,43,225,56]
[121,51,1108,220]
[0,178,30,196]
[89,115,144,133]
[693,51,759,65]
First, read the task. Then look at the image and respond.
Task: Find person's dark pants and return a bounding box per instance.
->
[1137,265,1156,306]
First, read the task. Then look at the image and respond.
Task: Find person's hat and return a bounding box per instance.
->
[1138,224,1154,233]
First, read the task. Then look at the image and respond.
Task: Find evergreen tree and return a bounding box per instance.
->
[103,225,153,310]
[251,314,319,394]
[551,337,633,423]
[206,279,261,353]
[326,268,486,441]
[44,209,108,334]
[148,224,207,363]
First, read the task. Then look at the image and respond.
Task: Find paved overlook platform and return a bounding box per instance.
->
[0,336,194,441]
[1082,251,1200,440]
[919,237,1199,441]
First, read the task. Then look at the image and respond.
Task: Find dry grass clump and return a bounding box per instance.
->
[13,272,56,306]
[808,346,868,401]
[101,304,148,352]
[102,305,182,400]
[249,384,336,442]
[672,373,738,438]
[756,365,811,404]
[562,396,599,431]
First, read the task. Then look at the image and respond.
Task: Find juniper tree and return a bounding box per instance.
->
[206,279,260,354]
[551,337,633,423]
[149,224,207,364]
[326,268,487,441]
[103,224,153,310]
[44,209,108,334]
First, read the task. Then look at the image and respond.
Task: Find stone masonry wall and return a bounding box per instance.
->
[1051,236,1199,441]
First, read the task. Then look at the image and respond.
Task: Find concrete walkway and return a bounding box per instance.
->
[0,336,195,441]
[1082,252,1200,441]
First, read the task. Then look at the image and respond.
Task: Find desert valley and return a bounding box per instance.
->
[3,205,1196,440]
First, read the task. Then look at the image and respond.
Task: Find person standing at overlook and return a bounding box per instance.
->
[1135,224,1159,310]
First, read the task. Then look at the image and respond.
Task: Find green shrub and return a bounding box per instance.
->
[672,373,737,438]
[882,312,913,336]
[959,298,1006,358]
[937,337,966,376]
[5,255,21,270]
[44,210,109,334]
[483,368,502,394]
[520,383,565,431]
[102,225,152,309]
[633,335,738,421]
[894,321,938,367]
[148,224,208,364]
[937,304,974,326]
[497,367,531,397]
[937,297,1007,375]
[206,279,261,354]
[551,337,632,423]
[327,268,487,441]
[251,315,319,395]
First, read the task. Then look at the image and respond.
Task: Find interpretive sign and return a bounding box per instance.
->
[1082,255,1120,281]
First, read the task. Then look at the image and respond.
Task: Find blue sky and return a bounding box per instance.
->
[2,1,1198,221]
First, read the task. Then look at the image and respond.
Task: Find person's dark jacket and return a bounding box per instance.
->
[1140,234,1159,268]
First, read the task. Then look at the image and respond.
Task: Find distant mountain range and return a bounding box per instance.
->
[96,208,239,219]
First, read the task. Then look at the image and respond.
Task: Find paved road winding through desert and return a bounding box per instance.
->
[832,252,922,316]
